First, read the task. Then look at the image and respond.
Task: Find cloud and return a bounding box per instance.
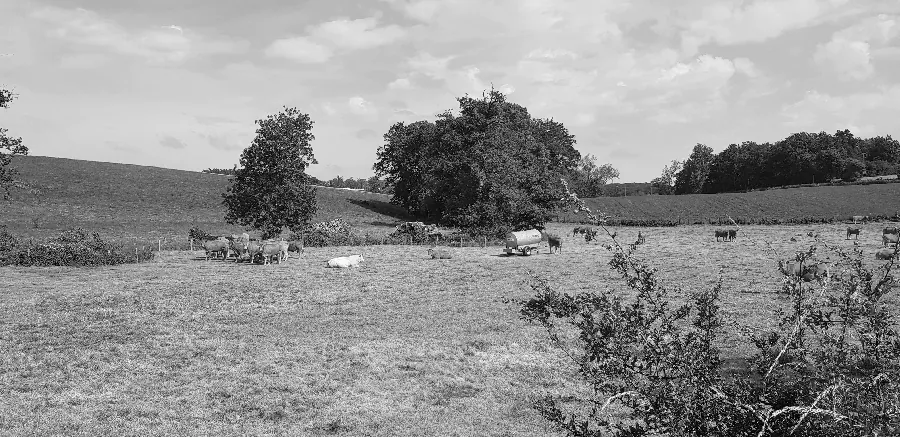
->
[265,14,405,63]
[348,96,376,115]
[205,134,243,151]
[31,6,248,64]
[814,14,898,80]
[678,0,852,55]
[355,128,377,139]
[264,37,332,63]
[388,77,412,89]
[781,86,900,129]
[159,135,187,149]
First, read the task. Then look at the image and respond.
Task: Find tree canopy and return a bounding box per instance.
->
[565,154,620,198]
[1,88,29,200]
[373,90,581,237]
[222,106,318,238]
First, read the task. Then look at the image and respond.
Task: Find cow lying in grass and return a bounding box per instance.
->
[781,260,827,282]
[875,248,896,260]
[326,255,364,268]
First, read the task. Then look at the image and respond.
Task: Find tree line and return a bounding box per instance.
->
[654,130,900,195]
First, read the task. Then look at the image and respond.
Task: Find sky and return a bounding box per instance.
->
[1,0,899,182]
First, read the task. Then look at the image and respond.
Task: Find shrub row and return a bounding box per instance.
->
[0,227,154,267]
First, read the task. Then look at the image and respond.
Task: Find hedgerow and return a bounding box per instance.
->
[0,226,154,267]
[515,180,900,436]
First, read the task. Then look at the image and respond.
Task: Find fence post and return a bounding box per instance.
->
[483,236,486,248]
[190,238,193,251]
[158,240,161,252]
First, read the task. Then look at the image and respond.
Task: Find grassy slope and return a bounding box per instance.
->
[2,222,897,435]
[2,156,413,241]
[564,184,900,224]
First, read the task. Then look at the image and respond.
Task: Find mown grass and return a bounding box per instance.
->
[3,222,898,435]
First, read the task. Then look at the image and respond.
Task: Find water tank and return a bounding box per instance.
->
[505,229,543,248]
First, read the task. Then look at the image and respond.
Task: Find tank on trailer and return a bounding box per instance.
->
[504,229,543,256]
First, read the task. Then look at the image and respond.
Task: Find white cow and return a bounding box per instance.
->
[326,254,364,268]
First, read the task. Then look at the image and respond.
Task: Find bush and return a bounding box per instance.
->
[516,187,900,436]
[0,227,154,267]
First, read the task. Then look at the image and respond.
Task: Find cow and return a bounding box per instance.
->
[782,260,827,282]
[326,255,364,268]
[636,231,646,245]
[259,240,288,265]
[727,229,738,241]
[852,215,867,224]
[541,230,562,254]
[572,226,595,237]
[231,239,262,263]
[427,247,453,259]
[884,233,900,248]
[202,239,230,260]
[875,248,895,260]
[846,227,861,240]
[287,240,304,255]
[884,227,900,236]
[715,229,729,242]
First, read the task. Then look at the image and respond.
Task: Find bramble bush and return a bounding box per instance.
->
[0,226,154,267]
[515,180,900,436]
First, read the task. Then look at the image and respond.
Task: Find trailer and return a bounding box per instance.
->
[503,229,543,256]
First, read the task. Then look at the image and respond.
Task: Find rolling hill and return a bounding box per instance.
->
[1,156,413,242]
[3,156,899,244]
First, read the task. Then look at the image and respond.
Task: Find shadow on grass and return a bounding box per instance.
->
[347,198,417,222]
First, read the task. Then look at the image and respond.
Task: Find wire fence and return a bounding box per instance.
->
[126,234,507,252]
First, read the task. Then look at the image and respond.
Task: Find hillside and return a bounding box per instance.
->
[1,156,413,241]
[562,184,900,225]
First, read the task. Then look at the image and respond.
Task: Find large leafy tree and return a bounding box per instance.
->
[674,143,715,194]
[223,106,318,239]
[650,160,682,195]
[566,154,619,198]
[374,90,580,237]
[1,88,29,200]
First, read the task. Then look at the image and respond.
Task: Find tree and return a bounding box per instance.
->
[674,144,714,194]
[222,107,318,239]
[1,88,29,200]
[567,154,619,197]
[650,160,682,195]
[374,89,581,237]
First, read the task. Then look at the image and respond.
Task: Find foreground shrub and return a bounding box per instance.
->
[0,227,154,267]
[516,181,900,436]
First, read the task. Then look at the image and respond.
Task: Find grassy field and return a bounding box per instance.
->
[3,221,898,435]
[3,156,414,244]
[562,184,900,225]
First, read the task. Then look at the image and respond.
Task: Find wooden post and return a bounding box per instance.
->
[483,236,486,248]
[190,238,193,251]
[158,240,161,252]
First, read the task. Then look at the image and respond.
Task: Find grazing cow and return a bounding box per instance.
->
[884,227,899,236]
[715,229,728,242]
[326,255,364,268]
[232,240,262,263]
[287,240,304,255]
[636,231,646,244]
[782,261,827,282]
[852,215,866,224]
[884,233,900,248]
[572,226,586,237]
[875,248,895,260]
[259,240,288,265]
[846,227,861,240]
[427,247,453,259]
[584,229,598,242]
[202,239,230,260]
[727,229,737,241]
[541,231,562,254]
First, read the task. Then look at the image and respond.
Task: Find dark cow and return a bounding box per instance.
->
[572,226,593,237]
[287,240,304,255]
[636,231,646,245]
[715,229,729,242]
[883,227,899,236]
[541,231,562,254]
[846,227,861,240]
[727,229,737,241]
[884,233,900,248]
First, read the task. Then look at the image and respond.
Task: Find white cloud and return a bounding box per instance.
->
[814,14,898,80]
[388,77,412,89]
[348,96,376,115]
[781,86,900,128]
[264,37,332,63]
[308,16,405,50]
[732,57,760,77]
[678,0,852,55]
[159,135,187,149]
[31,6,247,64]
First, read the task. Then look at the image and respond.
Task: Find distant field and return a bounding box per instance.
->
[2,222,897,435]
[2,156,414,244]
[561,184,900,225]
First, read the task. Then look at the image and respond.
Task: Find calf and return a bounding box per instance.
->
[541,231,562,254]
[846,227,861,240]
[875,248,895,260]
